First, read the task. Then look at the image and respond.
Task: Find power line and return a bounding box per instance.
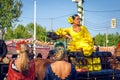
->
[84,9,120,13]
[20,12,75,20]
[88,27,106,31]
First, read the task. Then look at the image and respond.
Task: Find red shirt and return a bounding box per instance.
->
[7,60,35,80]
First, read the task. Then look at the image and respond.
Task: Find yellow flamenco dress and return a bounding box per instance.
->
[56,26,101,71]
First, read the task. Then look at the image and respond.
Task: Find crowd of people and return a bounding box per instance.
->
[4,40,77,80]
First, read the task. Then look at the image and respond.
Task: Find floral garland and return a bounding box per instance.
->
[16,41,26,50]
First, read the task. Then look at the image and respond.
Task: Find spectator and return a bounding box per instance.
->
[0,40,8,62]
[44,42,77,80]
[6,41,35,80]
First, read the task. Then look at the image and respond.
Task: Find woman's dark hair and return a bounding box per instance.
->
[71,14,79,20]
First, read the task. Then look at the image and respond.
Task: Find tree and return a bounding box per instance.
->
[0,0,22,29]
[25,23,47,41]
[36,25,47,41]
[108,34,115,46]
[4,27,14,40]
[94,32,120,47]
[25,23,34,36]
[94,33,105,46]
[14,24,31,39]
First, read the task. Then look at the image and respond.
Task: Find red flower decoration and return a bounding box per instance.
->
[16,41,26,50]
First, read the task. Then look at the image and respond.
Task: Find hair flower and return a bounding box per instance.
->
[67,16,73,24]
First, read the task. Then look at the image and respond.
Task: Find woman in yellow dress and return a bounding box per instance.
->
[55,14,101,71]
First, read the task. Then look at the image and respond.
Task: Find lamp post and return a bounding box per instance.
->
[33,0,36,57]
[72,0,84,25]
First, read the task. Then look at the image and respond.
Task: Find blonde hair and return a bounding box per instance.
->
[19,44,30,75]
[54,46,65,61]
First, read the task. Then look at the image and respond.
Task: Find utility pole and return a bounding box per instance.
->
[106,18,117,47]
[50,18,53,32]
[72,0,84,25]
[106,27,108,47]
[33,0,36,57]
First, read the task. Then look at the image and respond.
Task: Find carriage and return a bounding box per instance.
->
[47,32,120,80]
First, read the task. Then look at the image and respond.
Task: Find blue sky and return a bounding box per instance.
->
[18,0,120,37]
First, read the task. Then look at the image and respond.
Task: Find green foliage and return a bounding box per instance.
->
[4,23,49,40]
[94,33,105,46]
[36,24,47,41]
[14,24,31,39]
[26,23,34,35]
[94,32,120,46]
[4,27,14,40]
[0,0,22,28]
[25,23,47,41]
